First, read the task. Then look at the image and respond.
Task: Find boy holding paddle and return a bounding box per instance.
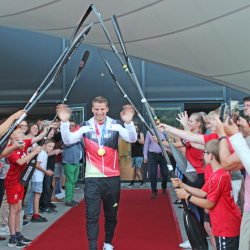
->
[6,126,49,248]
[171,139,241,250]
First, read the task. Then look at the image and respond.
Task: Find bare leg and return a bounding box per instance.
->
[132,167,136,181]
[8,200,22,235]
[15,200,22,233]
[9,203,19,235]
[33,193,41,215]
[135,167,142,181]
[51,177,59,200]
[239,177,245,213]
[204,222,217,250]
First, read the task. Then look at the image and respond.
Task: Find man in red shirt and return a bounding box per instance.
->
[172,139,241,250]
[6,126,48,248]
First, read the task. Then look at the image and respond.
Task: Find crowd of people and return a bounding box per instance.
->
[0,94,249,250]
[127,96,250,250]
[0,115,84,248]
[154,96,250,250]
[0,96,137,250]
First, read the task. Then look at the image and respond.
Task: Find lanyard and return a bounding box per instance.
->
[94,118,107,149]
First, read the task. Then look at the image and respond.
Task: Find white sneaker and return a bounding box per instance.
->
[0,226,10,236]
[103,243,114,250]
[55,193,64,199]
[179,240,191,248]
[59,192,65,198]
[61,189,65,194]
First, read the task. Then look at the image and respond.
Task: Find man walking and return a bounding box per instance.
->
[57,96,137,250]
[143,118,169,199]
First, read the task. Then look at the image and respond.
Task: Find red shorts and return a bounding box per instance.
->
[5,184,24,204]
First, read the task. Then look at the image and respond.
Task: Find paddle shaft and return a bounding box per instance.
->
[91,8,171,166]
[110,12,207,250]
[96,48,153,135]
[0,24,92,147]
[40,50,90,145]
[24,5,93,112]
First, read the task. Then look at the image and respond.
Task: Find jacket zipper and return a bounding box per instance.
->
[87,152,92,168]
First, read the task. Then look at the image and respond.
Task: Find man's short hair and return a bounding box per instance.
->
[92,96,108,107]
[69,120,76,124]
[36,118,44,122]
[44,139,55,145]
[243,96,250,102]
[205,139,220,163]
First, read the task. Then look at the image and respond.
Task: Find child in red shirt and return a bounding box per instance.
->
[6,126,47,248]
[172,139,241,250]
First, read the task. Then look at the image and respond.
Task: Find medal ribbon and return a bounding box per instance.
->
[94,118,107,149]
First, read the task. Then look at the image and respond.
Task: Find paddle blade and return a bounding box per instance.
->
[75,50,90,81]
[19,155,37,186]
[68,4,93,46]
[169,142,198,183]
[54,23,93,80]
[0,134,10,155]
[183,208,208,250]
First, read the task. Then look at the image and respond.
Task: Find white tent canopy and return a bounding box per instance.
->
[1,0,250,94]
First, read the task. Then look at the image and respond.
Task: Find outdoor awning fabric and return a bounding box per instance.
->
[1,0,250,94]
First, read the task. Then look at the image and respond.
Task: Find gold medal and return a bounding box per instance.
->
[98,148,105,156]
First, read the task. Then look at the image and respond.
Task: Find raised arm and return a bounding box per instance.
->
[158,123,205,144]
[56,104,85,144]
[31,127,53,145]
[15,146,42,166]
[0,144,25,159]
[119,105,137,143]
[216,117,243,171]
[0,110,26,137]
